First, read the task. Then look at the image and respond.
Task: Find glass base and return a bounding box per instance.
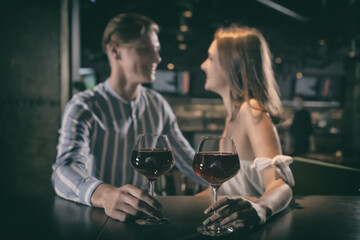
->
[197,224,234,237]
[135,217,169,226]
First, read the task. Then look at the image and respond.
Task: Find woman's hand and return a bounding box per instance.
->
[202,197,267,230]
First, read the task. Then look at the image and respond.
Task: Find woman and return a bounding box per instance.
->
[199,25,294,230]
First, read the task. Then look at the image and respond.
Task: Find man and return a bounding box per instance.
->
[52,13,206,222]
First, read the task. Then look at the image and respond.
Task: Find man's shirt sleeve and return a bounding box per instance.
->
[51,100,102,206]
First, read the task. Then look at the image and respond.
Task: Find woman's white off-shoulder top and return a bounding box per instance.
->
[219,155,295,196]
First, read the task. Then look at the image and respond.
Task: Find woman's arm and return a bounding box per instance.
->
[245,101,293,223]
[202,101,293,228]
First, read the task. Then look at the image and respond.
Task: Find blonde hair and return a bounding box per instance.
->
[214,25,282,119]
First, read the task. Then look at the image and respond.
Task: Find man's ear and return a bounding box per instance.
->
[107,43,121,60]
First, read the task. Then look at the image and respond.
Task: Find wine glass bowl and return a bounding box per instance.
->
[131,148,174,182]
[192,136,240,236]
[193,151,240,189]
[130,134,175,225]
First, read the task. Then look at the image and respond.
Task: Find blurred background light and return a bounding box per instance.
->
[167,63,175,70]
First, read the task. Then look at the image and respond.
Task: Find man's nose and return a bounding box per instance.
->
[154,50,161,64]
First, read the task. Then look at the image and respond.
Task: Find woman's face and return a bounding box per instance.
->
[201,40,228,95]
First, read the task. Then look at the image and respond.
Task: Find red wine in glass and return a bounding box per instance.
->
[193,152,240,189]
[131,148,174,181]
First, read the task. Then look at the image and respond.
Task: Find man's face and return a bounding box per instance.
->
[117,31,161,84]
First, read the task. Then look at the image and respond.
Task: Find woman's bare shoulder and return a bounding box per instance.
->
[239,99,264,120]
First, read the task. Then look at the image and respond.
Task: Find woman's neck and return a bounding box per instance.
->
[222,96,232,117]
[220,88,239,121]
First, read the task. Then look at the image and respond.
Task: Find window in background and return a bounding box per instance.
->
[294,76,318,100]
[152,70,190,95]
[79,68,97,90]
[294,75,343,103]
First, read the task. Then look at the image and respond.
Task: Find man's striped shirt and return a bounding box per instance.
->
[52,80,207,206]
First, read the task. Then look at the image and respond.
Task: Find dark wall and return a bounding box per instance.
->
[0,1,61,196]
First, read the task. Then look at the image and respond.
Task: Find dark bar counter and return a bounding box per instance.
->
[1,195,359,240]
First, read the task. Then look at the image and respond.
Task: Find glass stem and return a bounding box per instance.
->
[212,187,221,233]
[212,187,219,203]
[149,180,155,196]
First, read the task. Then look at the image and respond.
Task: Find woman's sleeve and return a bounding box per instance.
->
[250,155,295,186]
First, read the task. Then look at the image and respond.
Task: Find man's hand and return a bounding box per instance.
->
[91,184,163,222]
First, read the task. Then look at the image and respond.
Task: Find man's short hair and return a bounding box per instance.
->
[102,13,159,53]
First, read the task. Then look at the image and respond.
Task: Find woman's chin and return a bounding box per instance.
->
[204,84,211,91]
[205,85,217,94]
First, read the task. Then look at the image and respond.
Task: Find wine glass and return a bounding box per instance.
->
[130,134,175,225]
[193,136,240,236]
